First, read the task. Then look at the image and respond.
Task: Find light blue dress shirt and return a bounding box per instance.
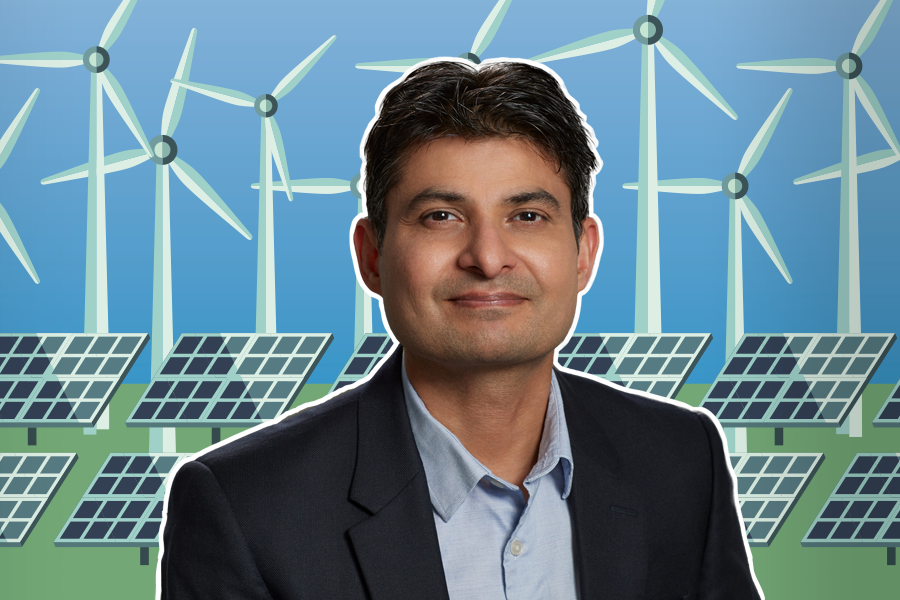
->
[402,360,577,599]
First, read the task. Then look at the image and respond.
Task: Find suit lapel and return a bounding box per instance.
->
[558,370,648,600]
[347,348,450,600]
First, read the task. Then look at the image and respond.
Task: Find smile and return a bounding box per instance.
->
[449,293,527,308]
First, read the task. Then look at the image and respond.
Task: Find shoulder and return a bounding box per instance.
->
[556,367,724,477]
[177,385,366,493]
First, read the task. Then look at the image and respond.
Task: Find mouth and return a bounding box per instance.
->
[449,292,527,308]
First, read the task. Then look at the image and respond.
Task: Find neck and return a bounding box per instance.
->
[403,348,553,489]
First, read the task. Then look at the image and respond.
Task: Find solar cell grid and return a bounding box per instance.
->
[700,333,895,428]
[55,453,186,548]
[0,334,148,428]
[127,334,332,428]
[556,334,711,398]
[872,379,900,427]
[732,453,823,547]
[0,453,76,546]
[330,333,395,393]
[802,453,900,548]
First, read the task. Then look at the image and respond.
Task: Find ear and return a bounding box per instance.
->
[353,217,383,297]
[576,215,602,293]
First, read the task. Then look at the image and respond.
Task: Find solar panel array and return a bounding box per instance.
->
[872,379,900,427]
[731,452,823,547]
[557,333,712,398]
[802,454,900,547]
[330,333,394,393]
[699,333,895,427]
[0,334,148,427]
[126,333,332,428]
[0,453,77,546]
[55,453,188,548]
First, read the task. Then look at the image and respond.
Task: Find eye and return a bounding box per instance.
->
[514,211,544,222]
[424,210,459,222]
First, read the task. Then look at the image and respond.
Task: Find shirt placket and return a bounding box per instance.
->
[502,475,542,600]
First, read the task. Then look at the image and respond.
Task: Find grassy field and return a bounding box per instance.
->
[1,382,898,598]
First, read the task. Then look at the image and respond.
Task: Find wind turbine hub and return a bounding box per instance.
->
[150,135,178,165]
[350,173,362,200]
[83,46,110,73]
[836,52,862,79]
[458,52,482,64]
[633,15,663,45]
[254,94,278,118]
[722,172,748,199]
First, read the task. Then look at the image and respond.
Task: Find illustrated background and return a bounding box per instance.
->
[1,0,898,597]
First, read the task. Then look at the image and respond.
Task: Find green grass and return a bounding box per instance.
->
[2,383,898,598]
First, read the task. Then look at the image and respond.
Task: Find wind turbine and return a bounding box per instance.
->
[737,0,899,335]
[624,89,794,355]
[0,0,148,334]
[624,88,793,453]
[172,36,336,334]
[41,29,252,378]
[1,89,40,284]
[356,0,511,71]
[252,174,372,345]
[531,0,737,334]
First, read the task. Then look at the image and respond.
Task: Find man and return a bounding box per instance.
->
[160,60,762,599]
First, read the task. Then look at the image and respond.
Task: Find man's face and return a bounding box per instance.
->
[354,136,600,369]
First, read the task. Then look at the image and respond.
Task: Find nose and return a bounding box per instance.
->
[457,218,517,278]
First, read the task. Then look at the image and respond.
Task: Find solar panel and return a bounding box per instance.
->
[557,333,712,399]
[802,453,900,548]
[731,452,823,547]
[126,333,332,428]
[872,379,900,427]
[0,334,148,427]
[54,453,188,548]
[699,333,895,427]
[330,333,394,393]
[0,453,77,546]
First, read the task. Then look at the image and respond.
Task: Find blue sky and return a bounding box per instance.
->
[1,0,898,385]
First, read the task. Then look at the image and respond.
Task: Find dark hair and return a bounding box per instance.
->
[363,60,599,248]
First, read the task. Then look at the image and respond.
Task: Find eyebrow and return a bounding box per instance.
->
[401,188,562,216]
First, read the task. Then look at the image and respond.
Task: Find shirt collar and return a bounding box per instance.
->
[402,356,574,522]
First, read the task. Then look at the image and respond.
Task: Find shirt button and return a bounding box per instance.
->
[510,540,523,556]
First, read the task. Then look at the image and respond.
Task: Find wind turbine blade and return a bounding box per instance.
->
[471,0,512,56]
[657,38,737,119]
[266,118,293,202]
[162,28,197,137]
[0,202,39,283]
[854,0,893,55]
[273,35,336,100]
[737,58,835,74]
[0,52,83,68]
[171,80,255,107]
[854,76,900,154]
[0,89,39,171]
[171,157,252,239]
[647,178,721,194]
[739,195,792,283]
[355,58,428,72]
[794,162,841,185]
[739,88,792,176]
[648,0,666,17]
[42,149,149,184]
[100,70,151,156]
[531,30,634,63]
[253,178,352,194]
[99,0,138,49]
[857,148,900,174]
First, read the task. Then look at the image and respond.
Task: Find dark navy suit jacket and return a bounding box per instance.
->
[160,348,761,599]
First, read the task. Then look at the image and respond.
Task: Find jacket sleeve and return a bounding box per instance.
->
[694,411,764,600]
[159,460,274,600]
